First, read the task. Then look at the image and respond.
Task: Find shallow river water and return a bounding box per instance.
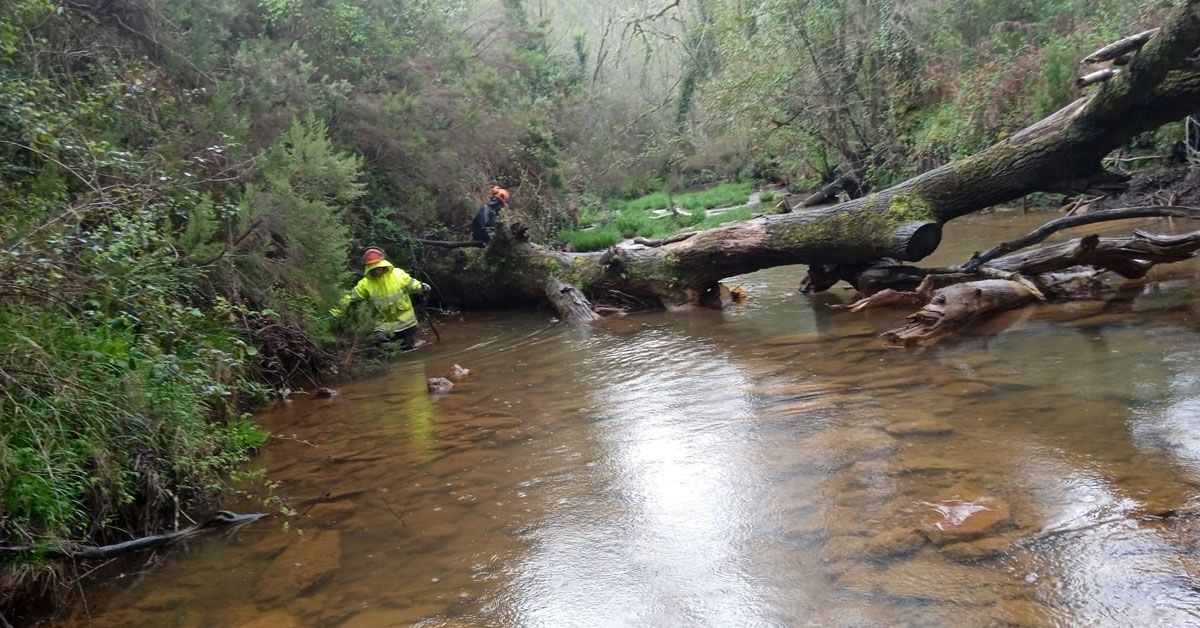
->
[50,211,1200,626]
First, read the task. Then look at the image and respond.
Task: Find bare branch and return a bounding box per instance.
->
[963,205,1200,271]
[415,239,486,249]
[1082,28,1158,64]
[1076,67,1120,88]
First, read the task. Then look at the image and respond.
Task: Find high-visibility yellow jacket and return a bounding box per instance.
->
[332,260,424,333]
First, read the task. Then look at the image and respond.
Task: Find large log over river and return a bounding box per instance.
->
[426,0,1200,317]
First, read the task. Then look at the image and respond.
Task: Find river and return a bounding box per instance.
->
[49,210,1200,626]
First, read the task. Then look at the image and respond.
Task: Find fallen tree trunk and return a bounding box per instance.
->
[1083,28,1158,64]
[416,238,486,249]
[423,1,1200,316]
[963,205,1200,270]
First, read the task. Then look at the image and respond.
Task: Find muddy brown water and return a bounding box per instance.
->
[48,210,1200,626]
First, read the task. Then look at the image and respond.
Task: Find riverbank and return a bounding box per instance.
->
[1094,165,1200,210]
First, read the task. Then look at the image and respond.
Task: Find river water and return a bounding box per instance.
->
[50,210,1200,626]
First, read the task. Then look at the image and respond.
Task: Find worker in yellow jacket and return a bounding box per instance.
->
[332,247,430,349]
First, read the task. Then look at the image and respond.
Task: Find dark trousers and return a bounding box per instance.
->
[374,327,417,350]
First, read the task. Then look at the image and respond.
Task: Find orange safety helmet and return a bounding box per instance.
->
[361,247,386,266]
[490,186,510,204]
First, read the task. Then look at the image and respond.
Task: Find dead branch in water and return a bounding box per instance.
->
[0,511,264,560]
[880,276,1045,347]
[842,225,1200,347]
[962,205,1200,271]
[544,276,600,324]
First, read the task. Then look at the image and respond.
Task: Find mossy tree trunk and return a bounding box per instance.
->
[425,1,1200,317]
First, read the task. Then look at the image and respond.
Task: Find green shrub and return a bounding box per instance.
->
[759,190,776,203]
[610,191,671,213]
[614,176,665,199]
[0,208,268,552]
[577,204,601,227]
[561,226,621,251]
[614,209,655,237]
[693,208,753,231]
[679,207,706,227]
[676,182,753,212]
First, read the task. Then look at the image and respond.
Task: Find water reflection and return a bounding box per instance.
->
[1132,339,1200,474]
[507,330,767,626]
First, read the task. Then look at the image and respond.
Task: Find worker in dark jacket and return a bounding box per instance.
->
[471,186,510,242]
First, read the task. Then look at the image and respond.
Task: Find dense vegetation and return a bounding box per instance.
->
[689,0,1179,190]
[0,0,1182,610]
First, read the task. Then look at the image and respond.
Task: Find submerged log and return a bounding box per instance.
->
[832,286,929,313]
[881,277,1043,347]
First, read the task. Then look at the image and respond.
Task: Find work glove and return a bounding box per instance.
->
[421,282,432,295]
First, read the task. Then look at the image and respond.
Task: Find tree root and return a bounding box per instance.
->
[0,511,264,560]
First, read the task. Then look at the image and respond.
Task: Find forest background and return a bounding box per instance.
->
[0,0,1177,603]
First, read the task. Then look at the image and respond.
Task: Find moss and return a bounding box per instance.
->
[765,206,915,261]
[887,193,937,223]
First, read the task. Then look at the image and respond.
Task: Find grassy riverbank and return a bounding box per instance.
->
[557,182,765,251]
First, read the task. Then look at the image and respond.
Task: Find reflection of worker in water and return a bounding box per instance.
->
[331,247,430,349]
[395,362,437,456]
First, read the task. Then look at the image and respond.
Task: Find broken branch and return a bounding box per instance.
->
[963,205,1200,271]
[1082,28,1158,64]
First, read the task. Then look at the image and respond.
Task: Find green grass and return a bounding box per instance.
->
[614,209,664,238]
[608,181,754,213]
[566,207,757,248]
[693,208,754,230]
[560,226,621,251]
[676,181,755,212]
[609,190,671,213]
[562,183,761,250]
